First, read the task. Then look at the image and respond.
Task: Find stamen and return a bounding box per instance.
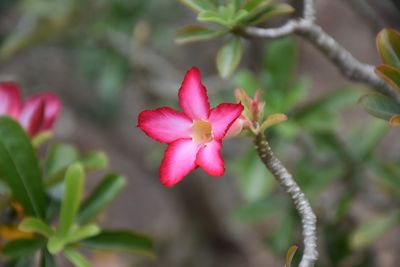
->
[191,119,212,144]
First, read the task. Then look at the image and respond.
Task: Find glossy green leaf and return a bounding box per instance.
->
[350,212,400,249]
[2,238,45,259]
[375,64,400,92]
[0,117,46,218]
[19,218,54,237]
[285,245,298,267]
[239,3,293,26]
[359,94,400,120]
[81,230,153,255]
[59,163,84,236]
[175,25,225,45]
[77,173,126,224]
[216,37,242,78]
[63,247,90,267]
[376,28,400,68]
[65,224,101,244]
[180,0,216,12]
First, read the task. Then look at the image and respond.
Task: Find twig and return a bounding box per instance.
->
[242,0,400,102]
[254,134,318,267]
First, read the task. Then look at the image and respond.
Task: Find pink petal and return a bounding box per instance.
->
[34,93,62,130]
[138,107,193,144]
[19,97,45,136]
[224,117,244,139]
[208,103,244,140]
[196,139,224,176]
[178,67,210,120]
[160,138,200,187]
[0,82,23,118]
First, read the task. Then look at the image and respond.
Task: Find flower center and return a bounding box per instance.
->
[191,119,212,144]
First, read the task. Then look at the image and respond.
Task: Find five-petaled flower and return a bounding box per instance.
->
[138,67,244,187]
[0,82,61,137]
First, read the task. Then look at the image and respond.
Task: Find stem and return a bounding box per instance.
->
[242,1,400,102]
[254,134,318,267]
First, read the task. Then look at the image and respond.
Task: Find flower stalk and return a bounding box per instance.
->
[254,133,317,267]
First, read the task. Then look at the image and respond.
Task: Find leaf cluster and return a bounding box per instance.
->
[176,0,294,78]
[360,28,400,126]
[0,117,153,267]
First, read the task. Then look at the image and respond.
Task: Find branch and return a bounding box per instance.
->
[254,134,317,267]
[242,1,400,102]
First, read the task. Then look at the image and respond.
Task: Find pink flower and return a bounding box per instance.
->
[138,67,244,187]
[0,82,61,137]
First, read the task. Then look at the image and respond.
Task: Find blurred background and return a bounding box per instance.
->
[1,0,400,266]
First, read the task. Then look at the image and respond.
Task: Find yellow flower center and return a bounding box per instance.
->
[191,119,212,144]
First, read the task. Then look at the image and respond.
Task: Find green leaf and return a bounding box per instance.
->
[63,247,90,267]
[285,245,298,267]
[375,64,400,92]
[79,152,108,171]
[31,131,52,148]
[77,173,126,224]
[65,224,101,244]
[47,235,64,254]
[350,212,400,249]
[244,0,271,11]
[19,218,54,237]
[2,238,45,259]
[376,28,400,68]
[198,10,232,26]
[180,0,216,12]
[81,230,153,256]
[175,25,225,45]
[0,117,46,218]
[216,37,242,78]
[239,3,293,26]
[58,163,85,236]
[359,94,400,120]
